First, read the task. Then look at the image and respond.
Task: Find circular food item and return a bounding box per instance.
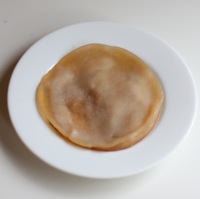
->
[36,44,164,151]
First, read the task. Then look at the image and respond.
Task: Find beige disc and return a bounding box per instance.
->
[36,44,164,151]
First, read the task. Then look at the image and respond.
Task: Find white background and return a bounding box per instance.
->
[0,0,200,198]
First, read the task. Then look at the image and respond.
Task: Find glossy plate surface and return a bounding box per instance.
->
[8,22,197,179]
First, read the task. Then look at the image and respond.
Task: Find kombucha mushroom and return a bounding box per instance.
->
[36,44,164,151]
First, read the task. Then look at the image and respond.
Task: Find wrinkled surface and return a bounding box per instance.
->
[36,44,164,150]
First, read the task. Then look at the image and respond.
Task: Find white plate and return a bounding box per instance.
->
[8,22,197,179]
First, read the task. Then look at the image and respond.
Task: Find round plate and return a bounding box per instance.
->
[8,22,197,179]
